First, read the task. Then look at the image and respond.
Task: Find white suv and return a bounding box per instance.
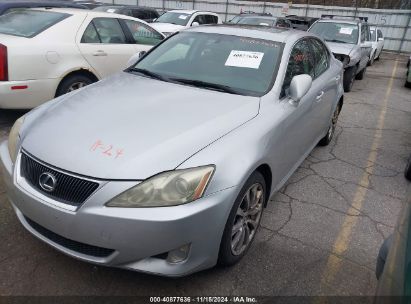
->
[151,10,221,36]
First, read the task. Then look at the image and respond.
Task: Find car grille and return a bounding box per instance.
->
[20,152,99,207]
[25,216,115,258]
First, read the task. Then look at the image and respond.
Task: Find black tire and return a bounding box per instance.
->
[356,66,366,80]
[343,66,356,92]
[376,235,393,280]
[318,104,341,146]
[218,171,266,266]
[405,155,411,181]
[56,74,95,97]
[368,52,375,66]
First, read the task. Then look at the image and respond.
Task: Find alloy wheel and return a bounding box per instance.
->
[231,183,264,256]
[67,81,87,92]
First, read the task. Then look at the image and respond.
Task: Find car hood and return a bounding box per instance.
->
[327,42,356,56]
[22,72,259,180]
[150,22,186,33]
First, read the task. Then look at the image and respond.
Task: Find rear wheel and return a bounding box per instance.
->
[56,74,95,97]
[218,171,266,266]
[343,66,356,92]
[356,66,366,80]
[319,105,341,146]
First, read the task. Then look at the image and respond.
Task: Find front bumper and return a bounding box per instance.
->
[0,141,238,276]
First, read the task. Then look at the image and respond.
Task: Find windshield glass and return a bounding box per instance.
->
[237,17,275,26]
[155,12,191,26]
[309,22,359,44]
[0,10,69,37]
[130,32,283,97]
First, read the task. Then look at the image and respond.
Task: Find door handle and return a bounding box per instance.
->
[92,50,107,56]
[316,91,324,101]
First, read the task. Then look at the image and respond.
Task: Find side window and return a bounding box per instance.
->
[81,22,101,43]
[310,39,329,78]
[377,30,383,39]
[282,39,315,97]
[192,14,207,25]
[360,24,366,43]
[92,18,126,44]
[276,19,289,28]
[124,19,163,46]
[205,15,218,24]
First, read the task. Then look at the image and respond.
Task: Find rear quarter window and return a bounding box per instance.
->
[0,10,70,38]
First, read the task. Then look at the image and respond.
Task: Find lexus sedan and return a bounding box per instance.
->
[0,25,344,276]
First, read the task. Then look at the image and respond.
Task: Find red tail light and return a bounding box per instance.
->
[0,44,8,81]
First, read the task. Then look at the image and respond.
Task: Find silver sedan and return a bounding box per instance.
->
[0,25,344,276]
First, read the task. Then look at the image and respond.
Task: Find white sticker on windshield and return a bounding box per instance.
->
[106,9,116,13]
[225,50,264,69]
[179,15,188,20]
[340,27,353,35]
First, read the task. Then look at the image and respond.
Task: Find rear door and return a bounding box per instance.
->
[309,38,337,136]
[377,29,384,56]
[121,19,164,51]
[77,17,136,79]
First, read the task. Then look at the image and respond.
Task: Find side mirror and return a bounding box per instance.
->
[289,74,312,104]
[127,51,147,67]
[191,21,200,27]
[378,37,384,41]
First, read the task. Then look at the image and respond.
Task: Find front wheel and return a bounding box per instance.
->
[318,105,341,146]
[343,66,356,92]
[356,66,366,80]
[56,74,95,97]
[218,171,266,266]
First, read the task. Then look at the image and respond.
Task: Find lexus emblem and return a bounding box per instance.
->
[39,172,57,192]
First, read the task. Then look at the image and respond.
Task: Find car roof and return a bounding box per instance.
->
[186,24,312,43]
[240,16,278,20]
[30,7,150,20]
[0,0,86,10]
[96,5,156,11]
[167,9,215,14]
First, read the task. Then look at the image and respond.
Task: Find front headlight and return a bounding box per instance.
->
[8,115,25,163]
[106,166,215,208]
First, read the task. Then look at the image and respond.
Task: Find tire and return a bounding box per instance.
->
[368,52,375,66]
[56,74,95,97]
[405,81,411,89]
[318,104,341,146]
[405,155,411,181]
[376,235,393,280]
[356,66,366,80]
[218,171,266,266]
[343,66,356,92]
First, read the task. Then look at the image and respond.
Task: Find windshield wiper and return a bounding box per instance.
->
[325,39,349,44]
[170,78,240,94]
[127,67,169,82]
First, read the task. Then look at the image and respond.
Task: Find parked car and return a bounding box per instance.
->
[234,15,292,28]
[368,26,384,65]
[151,10,221,36]
[0,25,344,276]
[285,15,318,31]
[226,12,272,24]
[309,15,372,92]
[93,5,159,23]
[405,56,411,88]
[375,187,411,299]
[0,8,165,109]
[0,0,87,15]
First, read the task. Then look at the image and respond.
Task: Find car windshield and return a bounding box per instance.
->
[130,32,283,97]
[155,12,191,26]
[370,29,376,41]
[93,6,121,13]
[237,17,275,26]
[309,22,359,44]
[0,10,69,37]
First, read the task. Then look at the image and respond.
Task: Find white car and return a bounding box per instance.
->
[151,10,221,36]
[369,26,384,65]
[0,8,165,109]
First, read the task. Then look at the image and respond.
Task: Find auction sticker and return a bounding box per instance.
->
[225,50,264,69]
[339,27,353,35]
